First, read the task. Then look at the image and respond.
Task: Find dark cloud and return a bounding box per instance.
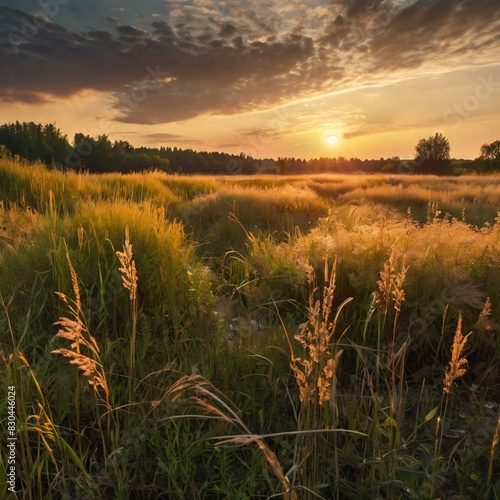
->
[346,0,387,19]
[116,24,147,37]
[1,1,499,124]
[87,30,113,41]
[0,88,52,104]
[0,8,181,102]
[111,29,318,122]
[219,22,238,39]
[370,0,500,70]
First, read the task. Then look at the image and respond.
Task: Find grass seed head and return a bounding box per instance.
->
[371,249,408,315]
[443,312,473,393]
[116,225,138,301]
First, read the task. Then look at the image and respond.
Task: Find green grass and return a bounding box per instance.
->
[1,159,499,498]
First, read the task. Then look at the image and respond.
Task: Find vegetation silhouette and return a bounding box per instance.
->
[1,121,498,175]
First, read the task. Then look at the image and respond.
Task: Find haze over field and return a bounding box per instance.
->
[1,0,500,160]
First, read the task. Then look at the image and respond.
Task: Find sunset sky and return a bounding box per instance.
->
[1,0,500,160]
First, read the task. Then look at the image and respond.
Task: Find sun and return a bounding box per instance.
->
[325,135,339,145]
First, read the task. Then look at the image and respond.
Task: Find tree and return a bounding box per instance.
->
[0,121,70,166]
[477,140,500,172]
[480,140,500,161]
[277,157,290,175]
[414,132,451,173]
[415,132,450,162]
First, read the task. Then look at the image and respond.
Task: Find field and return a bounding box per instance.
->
[1,159,499,499]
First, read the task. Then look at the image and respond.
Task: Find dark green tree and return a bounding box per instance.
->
[477,140,500,171]
[414,132,451,173]
[415,132,450,161]
[480,140,500,161]
[0,121,70,166]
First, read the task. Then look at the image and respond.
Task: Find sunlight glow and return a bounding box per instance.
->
[325,135,339,145]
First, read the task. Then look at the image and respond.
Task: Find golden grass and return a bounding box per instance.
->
[116,226,139,397]
[443,313,473,394]
[0,160,178,214]
[371,249,408,315]
[192,183,328,221]
[270,206,500,307]
[116,226,138,302]
[291,260,351,409]
[161,174,218,200]
[436,312,473,462]
[88,171,179,207]
[51,253,110,408]
[1,160,499,497]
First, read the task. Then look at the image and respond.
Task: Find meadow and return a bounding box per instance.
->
[0,159,499,499]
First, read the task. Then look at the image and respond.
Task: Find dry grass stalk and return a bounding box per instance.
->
[288,260,351,494]
[443,312,472,394]
[26,403,58,465]
[169,374,293,498]
[51,348,108,394]
[116,226,139,398]
[475,297,496,332]
[369,249,409,448]
[436,313,473,460]
[51,253,110,406]
[371,250,408,315]
[291,259,350,408]
[116,225,138,301]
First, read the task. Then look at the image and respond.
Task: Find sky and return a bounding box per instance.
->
[1,0,500,160]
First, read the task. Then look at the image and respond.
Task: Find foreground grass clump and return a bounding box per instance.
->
[1,160,499,498]
[0,199,216,370]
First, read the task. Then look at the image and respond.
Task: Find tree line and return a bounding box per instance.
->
[0,122,499,175]
[0,121,265,174]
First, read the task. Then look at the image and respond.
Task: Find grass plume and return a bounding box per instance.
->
[436,312,473,463]
[115,225,139,399]
[443,312,473,395]
[51,252,110,409]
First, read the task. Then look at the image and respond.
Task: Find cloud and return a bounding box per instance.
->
[0,88,52,104]
[343,129,370,140]
[142,132,183,140]
[139,132,204,145]
[370,0,500,70]
[216,142,243,149]
[1,0,500,126]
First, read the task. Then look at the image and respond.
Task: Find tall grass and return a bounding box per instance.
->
[0,200,216,359]
[287,260,352,496]
[1,160,499,498]
[177,183,329,256]
[115,226,139,400]
[0,160,178,215]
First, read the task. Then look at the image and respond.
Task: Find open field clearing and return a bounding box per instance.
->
[1,160,500,499]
